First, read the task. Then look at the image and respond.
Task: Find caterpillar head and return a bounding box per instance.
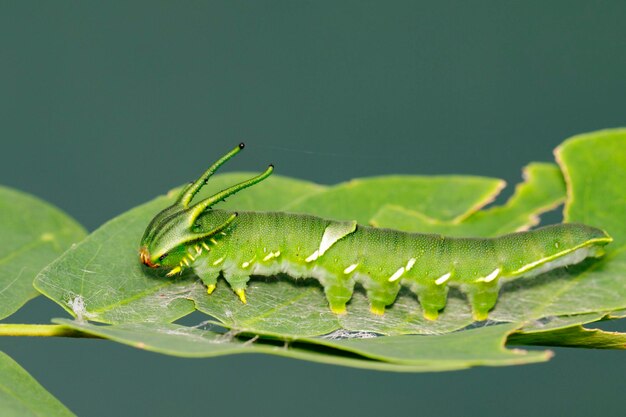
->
[139,143,273,273]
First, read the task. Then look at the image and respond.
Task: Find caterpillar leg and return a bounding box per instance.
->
[195,269,220,295]
[464,281,500,321]
[363,281,400,315]
[223,273,251,304]
[414,284,449,321]
[324,283,355,314]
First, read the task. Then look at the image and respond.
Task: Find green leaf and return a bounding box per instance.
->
[310,323,551,366]
[0,186,86,320]
[370,163,566,236]
[558,129,626,242]
[34,174,326,324]
[554,130,626,304]
[493,130,626,321]
[285,175,505,223]
[0,351,76,417]
[509,324,626,349]
[32,129,626,366]
[53,319,551,372]
[511,310,626,348]
[518,311,608,332]
[501,129,626,347]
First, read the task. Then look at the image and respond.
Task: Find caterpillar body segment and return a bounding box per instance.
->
[139,145,612,321]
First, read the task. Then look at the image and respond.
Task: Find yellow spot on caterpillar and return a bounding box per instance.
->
[330,305,347,314]
[187,253,196,261]
[220,232,227,236]
[182,258,190,266]
[343,263,358,274]
[423,309,439,321]
[473,310,488,321]
[210,238,218,245]
[388,267,405,282]
[305,250,319,263]
[166,266,182,277]
[405,257,416,271]
[206,284,216,294]
[435,272,451,285]
[213,257,224,266]
[370,305,385,315]
[201,242,211,251]
[476,268,500,283]
[235,289,247,304]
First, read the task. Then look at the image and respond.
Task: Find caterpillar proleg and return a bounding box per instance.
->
[140,144,612,321]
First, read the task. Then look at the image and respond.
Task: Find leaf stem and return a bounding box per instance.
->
[0,324,99,338]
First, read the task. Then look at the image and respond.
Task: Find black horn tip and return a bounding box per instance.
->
[239,142,245,149]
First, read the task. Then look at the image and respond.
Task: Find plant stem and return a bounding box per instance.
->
[0,324,98,338]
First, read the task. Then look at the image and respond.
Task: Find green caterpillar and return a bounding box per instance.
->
[140,144,612,321]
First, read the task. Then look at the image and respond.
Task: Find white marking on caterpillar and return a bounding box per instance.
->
[212,257,224,266]
[318,221,358,256]
[405,257,416,271]
[343,263,359,274]
[388,267,405,282]
[435,272,452,285]
[242,255,256,268]
[263,251,281,261]
[305,250,319,263]
[195,245,202,255]
[476,268,500,283]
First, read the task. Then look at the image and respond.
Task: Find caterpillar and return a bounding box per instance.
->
[139,144,612,321]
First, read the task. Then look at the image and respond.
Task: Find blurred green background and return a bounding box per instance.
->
[1,2,625,416]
